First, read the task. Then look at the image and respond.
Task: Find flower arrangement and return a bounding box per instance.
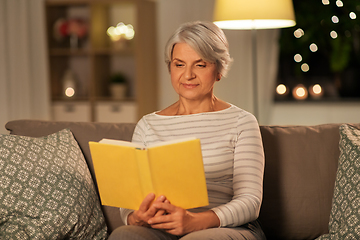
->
[54,18,88,48]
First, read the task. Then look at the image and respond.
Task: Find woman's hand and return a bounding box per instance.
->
[147,201,220,236]
[127,193,167,226]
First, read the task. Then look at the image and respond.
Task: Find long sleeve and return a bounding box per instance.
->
[211,113,264,227]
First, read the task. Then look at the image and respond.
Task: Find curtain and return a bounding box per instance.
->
[257,29,280,125]
[0,0,50,134]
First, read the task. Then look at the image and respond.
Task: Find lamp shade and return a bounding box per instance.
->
[213,0,296,29]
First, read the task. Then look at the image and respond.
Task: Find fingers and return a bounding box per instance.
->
[147,195,167,217]
[138,193,155,212]
[151,200,174,213]
[154,196,168,216]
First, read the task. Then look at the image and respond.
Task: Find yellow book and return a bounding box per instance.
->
[88,138,209,210]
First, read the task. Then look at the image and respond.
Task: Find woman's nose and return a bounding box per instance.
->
[184,66,195,80]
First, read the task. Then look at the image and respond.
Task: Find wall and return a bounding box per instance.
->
[269,102,360,126]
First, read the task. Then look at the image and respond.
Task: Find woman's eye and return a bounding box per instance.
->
[196,64,206,68]
[175,63,184,67]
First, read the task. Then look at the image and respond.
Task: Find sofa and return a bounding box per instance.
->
[2,119,360,239]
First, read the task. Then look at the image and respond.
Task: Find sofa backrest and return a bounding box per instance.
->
[259,124,360,240]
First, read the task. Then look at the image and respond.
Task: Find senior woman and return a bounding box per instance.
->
[109,21,266,240]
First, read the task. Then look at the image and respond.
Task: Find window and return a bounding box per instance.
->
[276,0,360,101]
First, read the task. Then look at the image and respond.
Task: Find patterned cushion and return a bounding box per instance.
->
[316,124,360,239]
[0,129,108,239]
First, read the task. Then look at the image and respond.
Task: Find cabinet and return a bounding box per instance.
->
[45,0,157,122]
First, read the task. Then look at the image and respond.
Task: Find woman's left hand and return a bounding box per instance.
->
[148,201,196,236]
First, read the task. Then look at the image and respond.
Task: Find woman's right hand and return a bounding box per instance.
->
[127,193,166,226]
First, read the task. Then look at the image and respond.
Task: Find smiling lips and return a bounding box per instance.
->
[182,83,199,89]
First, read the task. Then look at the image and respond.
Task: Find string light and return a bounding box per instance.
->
[293,84,308,100]
[322,0,330,5]
[331,16,339,23]
[294,54,302,62]
[309,84,324,99]
[294,28,305,38]
[336,0,343,7]
[301,63,310,72]
[309,43,318,52]
[349,12,357,20]
[276,84,288,95]
[330,30,338,39]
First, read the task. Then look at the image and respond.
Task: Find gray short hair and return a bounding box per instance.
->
[165,21,233,77]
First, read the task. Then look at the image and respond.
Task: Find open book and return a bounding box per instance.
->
[88,138,209,210]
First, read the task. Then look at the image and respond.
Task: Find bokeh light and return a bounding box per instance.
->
[330,31,338,39]
[294,54,302,62]
[309,84,324,99]
[276,84,287,95]
[309,43,318,52]
[294,28,305,38]
[65,87,75,97]
[301,63,310,72]
[331,16,339,23]
[293,84,308,100]
[349,12,357,20]
[107,22,135,41]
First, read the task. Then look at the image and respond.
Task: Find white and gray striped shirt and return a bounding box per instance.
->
[120,104,264,227]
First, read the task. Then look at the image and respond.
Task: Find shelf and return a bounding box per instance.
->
[49,48,90,56]
[92,47,134,56]
[46,0,158,122]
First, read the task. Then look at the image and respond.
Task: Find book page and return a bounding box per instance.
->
[148,137,197,148]
[99,138,143,148]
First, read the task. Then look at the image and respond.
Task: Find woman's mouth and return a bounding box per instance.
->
[182,83,199,89]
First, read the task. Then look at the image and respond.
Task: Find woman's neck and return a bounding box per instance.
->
[175,96,218,115]
[156,96,231,116]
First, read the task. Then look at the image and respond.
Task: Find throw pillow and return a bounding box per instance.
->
[0,129,108,239]
[316,124,360,239]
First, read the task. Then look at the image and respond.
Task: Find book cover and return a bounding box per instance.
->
[89,138,209,210]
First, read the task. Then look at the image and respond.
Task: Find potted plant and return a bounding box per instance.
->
[109,72,128,100]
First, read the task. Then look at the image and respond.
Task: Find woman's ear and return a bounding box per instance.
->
[216,73,222,81]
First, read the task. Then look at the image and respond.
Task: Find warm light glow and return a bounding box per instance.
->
[322,0,330,5]
[294,28,304,38]
[350,12,357,20]
[301,63,310,72]
[65,87,75,97]
[309,43,318,52]
[292,84,308,100]
[332,16,339,23]
[107,22,135,42]
[213,0,296,30]
[294,54,302,62]
[276,84,287,95]
[309,84,324,99]
[296,88,306,97]
[330,30,338,39]
[336,0,343,7]
[313,84,322,94]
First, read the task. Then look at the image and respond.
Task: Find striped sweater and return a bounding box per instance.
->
[120,104,264,227]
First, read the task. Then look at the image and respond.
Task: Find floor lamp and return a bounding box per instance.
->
[213,0,296,121]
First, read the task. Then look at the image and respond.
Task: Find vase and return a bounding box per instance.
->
[110,83,127,100]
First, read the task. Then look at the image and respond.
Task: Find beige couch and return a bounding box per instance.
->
[4,120,360,239]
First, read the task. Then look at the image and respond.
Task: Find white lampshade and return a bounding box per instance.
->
[213,0,296,29]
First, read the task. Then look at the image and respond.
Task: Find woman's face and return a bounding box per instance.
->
[170,42,220,102]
